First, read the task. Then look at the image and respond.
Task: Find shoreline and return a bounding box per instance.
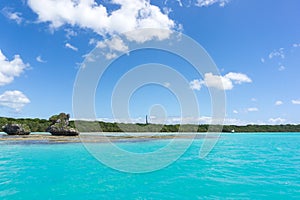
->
[0,133,201,144]
[1,132,299,144]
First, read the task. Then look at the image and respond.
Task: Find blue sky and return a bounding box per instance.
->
[0,0,300,125]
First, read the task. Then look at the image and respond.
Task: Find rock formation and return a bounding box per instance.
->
[2,124,31,135]
[46,113,79,136]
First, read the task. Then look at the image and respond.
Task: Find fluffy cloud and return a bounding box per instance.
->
[292,100,300,105]
[224,72,252,84]
[269,117,286,125]
[97,37,128,52]
[65,43,78,51]
[189,79,202,91]
[65,28,77,39]
[0,90,30,111]
[104,53,117,60]
[275,100,283,106]
[27,0,175,42]
[2,7,23,24]
[89,36,130,59]
[203,73,233,90]
[196,0,229,7]
[124,29,174,43]
[0,50,29,86]
[36,55,46,63]
[247,107,258,112]
[190,72,251,91]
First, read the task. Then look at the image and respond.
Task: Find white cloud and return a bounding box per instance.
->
[204,73,233,90]
[275,100,283,106]
[36,55,46,63]
[278,65,285,71]
[0,50,29,86]
[269,48,285,59]
[27,0,175,42]
[105,52,117,60]
[65,28,77,39]
[190,72,251,91]
[233,110,238,114]
[93,36,129,59]
[124,29,173,43]
[89,38,97,45]
[247,107,258,112]
[65,43,78,51]
[224,72,252,84]
[2,8,23,24]
[97,37,128,52]
[269,117,286,125]
[251,98,257,102]
[261,58,265,63]
[162,7,172,15]
[196,0,229,7]
[189,79,202,91]
[0,90,30,111]
[292,100,300,105]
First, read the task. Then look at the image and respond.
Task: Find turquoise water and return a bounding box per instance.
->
[1,133,300,199]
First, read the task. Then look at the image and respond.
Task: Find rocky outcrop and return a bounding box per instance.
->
[46,125,79,136]
[46,113,79,136]
[2,124,31,135]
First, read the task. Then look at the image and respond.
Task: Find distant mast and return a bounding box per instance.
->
[146,115,149,125]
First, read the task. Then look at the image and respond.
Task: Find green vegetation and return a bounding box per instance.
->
[1,116,300,133]
[0,117,50,132]
[49,113,70,124]
[20,124,31,133]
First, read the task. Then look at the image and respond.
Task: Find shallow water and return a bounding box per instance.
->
[0,133,300,199]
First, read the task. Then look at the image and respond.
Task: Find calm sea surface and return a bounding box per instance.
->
[0,133,300,199]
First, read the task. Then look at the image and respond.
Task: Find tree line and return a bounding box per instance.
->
[1,117,300,133]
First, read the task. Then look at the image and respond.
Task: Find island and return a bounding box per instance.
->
[1,113,300,133]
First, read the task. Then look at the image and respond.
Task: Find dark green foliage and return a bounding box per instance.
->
[0,117,51,132]
[1,116,300,132]
[49,113,70,125]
